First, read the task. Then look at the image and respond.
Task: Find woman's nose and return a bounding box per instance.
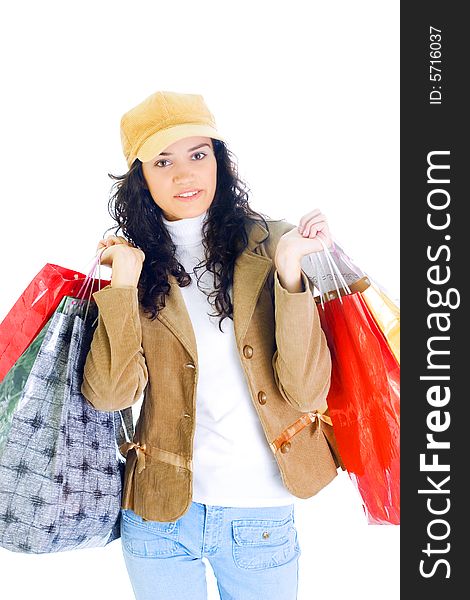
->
[173,169,195,184]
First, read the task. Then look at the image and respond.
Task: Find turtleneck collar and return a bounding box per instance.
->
[162,210,208,246]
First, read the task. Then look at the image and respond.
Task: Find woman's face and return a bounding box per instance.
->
[142,135,217,221]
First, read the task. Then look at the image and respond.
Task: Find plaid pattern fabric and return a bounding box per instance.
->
[0,302,134,554]
[0,320,50,456]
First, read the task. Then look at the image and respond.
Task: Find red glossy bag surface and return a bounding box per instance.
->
[0,262,109,382]
[318,291,400,525]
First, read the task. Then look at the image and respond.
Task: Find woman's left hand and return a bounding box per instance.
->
[276,208,333,263]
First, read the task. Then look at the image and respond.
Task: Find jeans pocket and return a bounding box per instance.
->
[231,514,300,570]
[121,508,184,558]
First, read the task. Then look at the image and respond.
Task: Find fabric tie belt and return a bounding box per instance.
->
[269,410,333,453]
[119,442,149,474]
[119,412,333,470]
[118,442,193,474]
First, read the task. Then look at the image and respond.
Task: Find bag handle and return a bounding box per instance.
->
[313,238,352,310]
[60,252,106,324]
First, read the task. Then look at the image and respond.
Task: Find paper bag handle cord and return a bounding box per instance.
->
[315,238,352,310]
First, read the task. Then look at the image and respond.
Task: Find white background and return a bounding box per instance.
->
[0,1,400,598]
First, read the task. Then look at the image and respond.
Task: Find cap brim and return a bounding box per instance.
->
[136,123,225,164]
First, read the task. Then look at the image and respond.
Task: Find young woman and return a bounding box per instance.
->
[81,90,340,600]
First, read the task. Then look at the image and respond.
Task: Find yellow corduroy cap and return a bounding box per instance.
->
[120,90,226,168]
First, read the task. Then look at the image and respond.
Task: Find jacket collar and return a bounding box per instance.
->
[156,219,272,364]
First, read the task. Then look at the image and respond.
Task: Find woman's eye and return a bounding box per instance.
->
[155,159,170,167]
[192,152,206,160]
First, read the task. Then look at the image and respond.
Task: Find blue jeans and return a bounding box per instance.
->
[120,501,300,600]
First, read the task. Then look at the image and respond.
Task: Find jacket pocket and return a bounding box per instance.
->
[231,514,300,570]
[121,508,184,558]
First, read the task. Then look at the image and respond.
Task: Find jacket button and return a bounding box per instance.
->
[184,362,195,369]
[262,531,270,539]
[280,442,292,454]
[243,345,253,359]
[258,391,267,405]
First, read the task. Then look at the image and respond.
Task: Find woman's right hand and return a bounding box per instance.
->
[96,235,145,268]
[96,236,146,288]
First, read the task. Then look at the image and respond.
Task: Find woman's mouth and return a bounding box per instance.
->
[174,190,202,201]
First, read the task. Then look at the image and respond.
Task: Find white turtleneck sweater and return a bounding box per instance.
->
[161,210,296,506]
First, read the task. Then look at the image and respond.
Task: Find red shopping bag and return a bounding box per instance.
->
[0,262,109,382]
[309,240,400,364]
[317,291,400,525]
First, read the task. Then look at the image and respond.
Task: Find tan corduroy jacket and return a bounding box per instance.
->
[81,218,344,522]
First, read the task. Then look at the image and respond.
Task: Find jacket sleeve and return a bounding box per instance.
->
[80,285,149,412]
[271,267,332,413]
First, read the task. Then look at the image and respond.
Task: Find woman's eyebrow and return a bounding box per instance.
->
[158,143,211,156]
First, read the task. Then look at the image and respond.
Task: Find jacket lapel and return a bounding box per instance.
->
[156,273,198,362]
[156,220,272,364]
[233,222,272,348]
